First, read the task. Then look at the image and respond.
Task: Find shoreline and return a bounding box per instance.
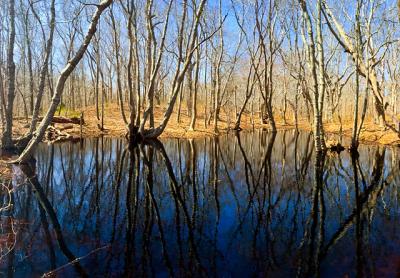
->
[1,120,399,181]
[60,123,400,147]
[1,103,399,180]
[5,102,400,146]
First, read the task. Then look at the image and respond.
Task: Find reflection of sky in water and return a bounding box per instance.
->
[1,130,400,277]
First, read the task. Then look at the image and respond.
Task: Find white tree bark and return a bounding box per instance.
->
[14,0,113,163]
[299,0,324,152]
[141,0,207,139]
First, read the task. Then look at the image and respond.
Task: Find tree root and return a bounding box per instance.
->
[45,126,74,143]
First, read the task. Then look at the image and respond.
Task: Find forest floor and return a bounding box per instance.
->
[296,119,400,146]
[8,102,400,146]
[10,103,265,140]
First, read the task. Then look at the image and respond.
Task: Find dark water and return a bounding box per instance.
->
[1,130,400,277]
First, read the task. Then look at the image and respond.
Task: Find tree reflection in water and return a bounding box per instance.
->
[0,130,399,277]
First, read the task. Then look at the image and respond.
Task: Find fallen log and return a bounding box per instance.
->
[59,124,74,131]
[38,116,84,125]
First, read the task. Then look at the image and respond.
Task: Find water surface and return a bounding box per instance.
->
[1,130,400,277]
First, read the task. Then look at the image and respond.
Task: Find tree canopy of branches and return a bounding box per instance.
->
[0,0,399,161]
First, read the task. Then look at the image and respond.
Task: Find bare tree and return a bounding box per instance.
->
[139,0,174,134]
[322,0,393,131]
[15,0,113,163]
[137,0,207,139]
[298,0,326,152]
[1,0,16,150]
[24,0,56,138]
[188,38,201,131]
[109,5,128,125]
[350,0,363,151]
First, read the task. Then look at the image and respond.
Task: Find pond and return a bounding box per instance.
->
[0,130,400,277]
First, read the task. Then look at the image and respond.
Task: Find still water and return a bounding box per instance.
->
[1,130,400,277]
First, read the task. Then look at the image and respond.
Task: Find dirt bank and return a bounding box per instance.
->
[9,103,399,146]
[1,103,399,180]
[10,103,266,140]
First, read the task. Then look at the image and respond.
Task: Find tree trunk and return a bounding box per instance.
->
[139,0,174,134]
[110,9,127,125]
[0,66,5,126]
[189,45,200,131]
[176,82,183,123]
[1,0,16,150]
[322,0,387,130]
[234,63,256,131]
[316,0,326,150]
[299,0,324,152]
[28,0,55,135]
[15,0,112,163]
[139,0,206,139]
[213,0,224,134]
[23,6,35,116]
[350,0,362,151]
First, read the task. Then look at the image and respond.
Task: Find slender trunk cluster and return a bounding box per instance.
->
[322,0,388,131]
[254,0,278,132]
[1,0,16,150]
[135,0,207,140]
[15,0,113,163]
[299,0,326,152]
[1,0,399,158]
[27,0,56,136]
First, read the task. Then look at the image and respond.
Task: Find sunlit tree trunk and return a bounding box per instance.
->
[350,0,362,151]
[322,0,389,131]
[22,2,34,116]
[1,0,16,150]
[299,0,325,152]
[15,0,113,163]
[213,0,223,134]
[139,0,174,134]
[234,62,257,131]
[140,0,207,139]
[189,42,200,131]
[27,0,55,136]
[110,7,128,125]
[315,0,326,150]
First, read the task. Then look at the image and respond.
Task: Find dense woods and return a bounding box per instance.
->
[0,0,399,160]
[1,1,400,276]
